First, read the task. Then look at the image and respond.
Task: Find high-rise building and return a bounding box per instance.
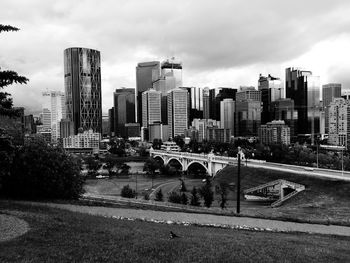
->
[113,88,135,138]
[42,91,66,142]
[236,86,261,102]
[209,88,217,120]
[136,61,161,124]
[258,74,283,124]
[203,87,210,119]
[24,115,36,135]
[322,83,342,133]
[59,119,74,139]
[142,89,162,128]
[258,120,290,146]
[167,88,188,138]
[102,115,109,138]
[191,118,219,142]
[220,99,235,136]
[270,98,297,138]
[236,100,262,137]
[161,59,182,88]
[328,98,350,148]
[64,47,102,135]
[285,67,321,141]
[214,88,237,121]
[108,107,114,137]
[186,87,203,125]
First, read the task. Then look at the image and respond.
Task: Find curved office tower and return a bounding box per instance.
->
[64,47,102,135]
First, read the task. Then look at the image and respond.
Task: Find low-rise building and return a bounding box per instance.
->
[63,129,101,153]
[258,120,290,145]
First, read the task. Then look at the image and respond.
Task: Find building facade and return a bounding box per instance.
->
[328,98,350,148]
[203,87,210,119]
[322,83,342,134]
[258,120,290,145]
[136,61,161,124]
[270,98,297,139]
[64,47,102,135]
[113,88,135,138]
[63,129,101,153]
[285,67,321,140]
[142,89,162,128]
[258,74,283,124]
[220,98,235,136]
[167,88,188,138]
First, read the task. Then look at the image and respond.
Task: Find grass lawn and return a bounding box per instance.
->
[214,166,350,225]
[1,201,350,262]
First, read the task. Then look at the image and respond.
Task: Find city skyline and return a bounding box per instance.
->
[2,0,350,114]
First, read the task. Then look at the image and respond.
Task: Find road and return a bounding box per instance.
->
[246,160,350,181]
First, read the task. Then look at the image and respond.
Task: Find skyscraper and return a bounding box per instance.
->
[203,87,210,119]
[322,83,342,133]
[258,74,283,124]
[167,88,188,138]
[220,98,235,136]
[42,91,66,142]
[64,47,102,135]
[214,88,237,121]
[161,59,182,89]
[136,61,161,124]
[328,98,350,148]
[113,88,135,138]
[142,89,162,128]
[285,67,321,141]
[270,98,297,138]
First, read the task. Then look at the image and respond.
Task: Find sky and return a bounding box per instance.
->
[2,0,350,115]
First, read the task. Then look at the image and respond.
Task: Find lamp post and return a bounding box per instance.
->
[236,147,241,214]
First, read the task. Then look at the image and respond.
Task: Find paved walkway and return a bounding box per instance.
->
[28,202,350,237]
[0,214,30,242]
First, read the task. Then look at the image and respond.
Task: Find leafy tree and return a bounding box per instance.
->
[85,156,101,177]
[121,184,136,198]
[199,178,214,208]
[179,179,187,192]
[152,138,163,150]
[173,135,185,149]
[0,25,29,117]
[103,156,117,176]
[217,182,229,209]
[167,191,181,204]
[119,163,131,175]
[190,187,200,206]
[181,192,188,205]
[155,189,163,201]
[143,192,150,200]
[108,138,126,156]
[144,158,160,188]
[2,138,84,199]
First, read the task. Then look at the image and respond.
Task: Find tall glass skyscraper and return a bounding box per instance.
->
[136,61,161,125]
[285,67,320,140]
[64,47,102,135]
[114,88,135,138]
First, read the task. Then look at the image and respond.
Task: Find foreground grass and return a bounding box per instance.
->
[1,202,350,262]
[215,166,350,225]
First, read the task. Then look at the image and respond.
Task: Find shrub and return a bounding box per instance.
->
[199,179,214,208]
[155,189,163,201]
[167,191,181,204]
[2,138,84,199]
[181,193,188,205]
[121,184,136,198]
[143,192,150,200]
[190,187,200,206]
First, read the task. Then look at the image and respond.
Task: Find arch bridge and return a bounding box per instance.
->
[150,149,241,177]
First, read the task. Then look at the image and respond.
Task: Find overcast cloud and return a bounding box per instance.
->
[1,0,350,114]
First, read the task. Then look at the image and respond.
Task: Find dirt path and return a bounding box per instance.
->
[0,214,30,242]
[23,202,350,237]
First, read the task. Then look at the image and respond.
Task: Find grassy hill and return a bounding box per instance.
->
[0,201,349,262]
[214,166,350,225]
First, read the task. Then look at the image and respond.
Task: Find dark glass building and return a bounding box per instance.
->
[136,61,160,125]
[285,67,320,139]
[215,88,237,121]
[114,88,135,138]
[64,47,102,135]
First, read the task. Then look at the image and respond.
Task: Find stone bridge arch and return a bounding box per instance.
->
[186,161,209,176]
[167,157,184,171]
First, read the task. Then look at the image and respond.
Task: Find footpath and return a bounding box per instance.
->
[23,201,350,237]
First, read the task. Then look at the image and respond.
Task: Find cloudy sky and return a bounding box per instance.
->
[2,0,350,115]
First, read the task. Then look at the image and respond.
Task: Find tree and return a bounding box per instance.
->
[0,25,29,117]
[85,156,101,177]
[217,182,229,209]
[181,193,188,205]
[173,135,185,149]
[152,138,163,150]
[155,189,164,201]
[119,163,131,175]
[143,158,160,188]
[167,191,182,204]
[103,156,117,176]
[199,178,214,208]
[190,187,200,206]
[108,138,126,156]
[121,185,136,198]
[179,179,187,192]
[2,138,84,199]
[0,25,28,189]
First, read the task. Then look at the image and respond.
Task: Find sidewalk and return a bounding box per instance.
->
[25,201,350,237]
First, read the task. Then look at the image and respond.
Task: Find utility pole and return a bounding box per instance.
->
[237,148,241,214]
